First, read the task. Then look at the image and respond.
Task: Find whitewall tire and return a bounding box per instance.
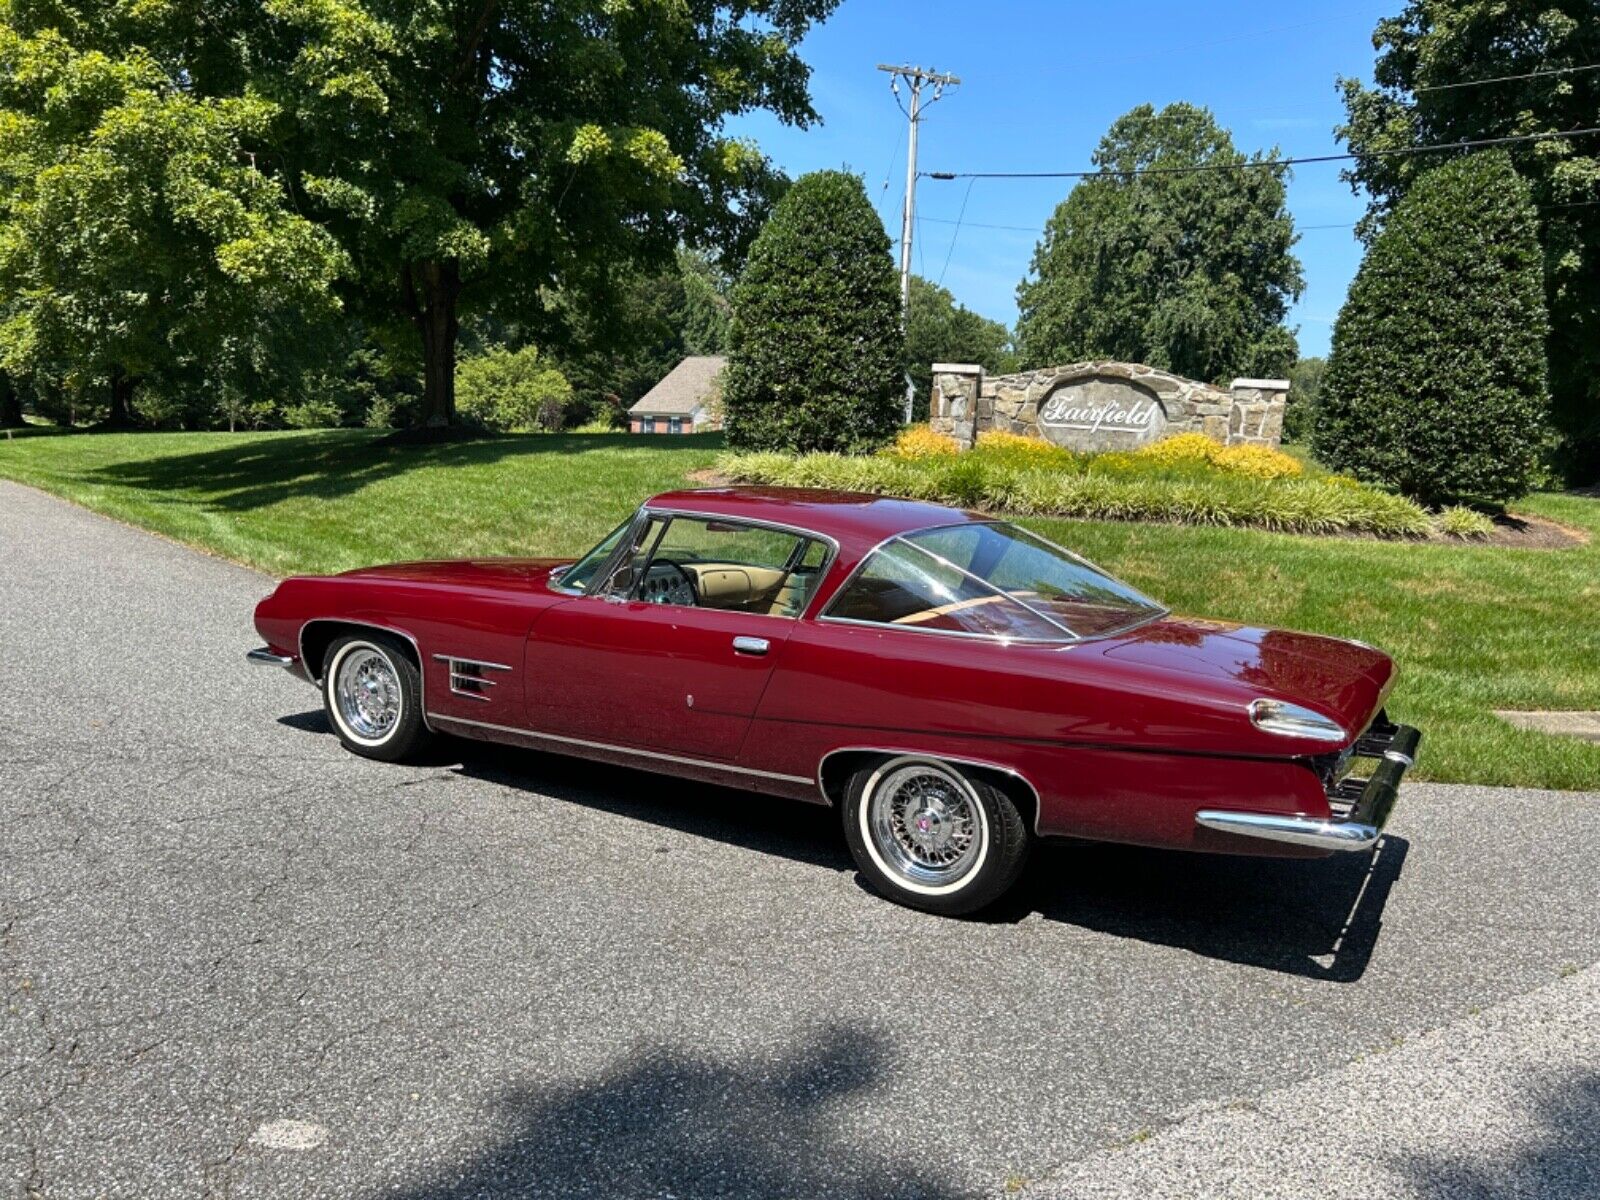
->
[842,756,1031,916]
[321,634,430,762]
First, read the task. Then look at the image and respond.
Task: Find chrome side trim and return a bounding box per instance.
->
[247,647,296,669]
[297,619,434,734]
[814,746,1046,835]
[1195,809,1380,851]
[426,712,816,786]
[432,654,512,702]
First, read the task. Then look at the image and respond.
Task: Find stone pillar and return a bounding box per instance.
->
[931,363,983,449]
[1226,378,1290,447]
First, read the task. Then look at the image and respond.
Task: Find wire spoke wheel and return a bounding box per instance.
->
[866,762,985,889]
[334,647,401,741]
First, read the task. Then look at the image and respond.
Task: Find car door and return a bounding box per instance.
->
[525,513,827,762]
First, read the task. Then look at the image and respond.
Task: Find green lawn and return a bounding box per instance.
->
[2,427,1597,790]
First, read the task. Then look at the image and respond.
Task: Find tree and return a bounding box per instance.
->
[0,12,346,428]
[1338,1,1600,482]
[1283,356,1327,442]
[1313,153,1549,506]
[904,276,1015,419]
[722,171,904,453]
[0,372,22,429]
[1016,103,1303,382]
[225,0,829,430]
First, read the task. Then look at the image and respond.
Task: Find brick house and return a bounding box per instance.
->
[628,355,726,434]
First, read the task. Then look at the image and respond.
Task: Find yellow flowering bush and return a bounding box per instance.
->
[884,425,960,460]
[1133,432,1224,468]
[971,429,1077,469]
[1131,433,1301,479]
[1212,443,1304,479]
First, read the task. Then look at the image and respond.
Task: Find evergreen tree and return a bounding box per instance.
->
[1314,153,1550,506]
[723,172,904,452]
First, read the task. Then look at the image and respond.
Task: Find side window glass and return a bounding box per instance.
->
[826,540,1064,640]
[637,516,817,616]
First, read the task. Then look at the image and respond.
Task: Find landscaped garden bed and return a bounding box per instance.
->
[716,430,1503,540]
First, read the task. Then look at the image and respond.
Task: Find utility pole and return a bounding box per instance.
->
[878,63,960,422]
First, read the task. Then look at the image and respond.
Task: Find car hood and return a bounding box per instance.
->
[336,557,572,588]
[1099,616,1394,736]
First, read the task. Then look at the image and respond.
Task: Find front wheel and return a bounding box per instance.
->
[842,756,1031,916]
[322,633,431,762]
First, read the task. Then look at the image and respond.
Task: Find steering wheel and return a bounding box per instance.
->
[640,561,697,607]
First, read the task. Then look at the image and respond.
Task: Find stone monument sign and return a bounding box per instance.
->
[930,361,1288,452]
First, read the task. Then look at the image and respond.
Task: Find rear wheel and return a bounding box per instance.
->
[842,756,1031,916]
[321,633,430,762]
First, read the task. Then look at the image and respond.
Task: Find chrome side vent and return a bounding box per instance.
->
[432,655,512,702]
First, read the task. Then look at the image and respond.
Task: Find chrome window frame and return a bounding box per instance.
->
[817,520,1167,645]
[551,504,841,621]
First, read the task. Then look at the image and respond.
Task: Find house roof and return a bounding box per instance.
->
[628,355,726,417]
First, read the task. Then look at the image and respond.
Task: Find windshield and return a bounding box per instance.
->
[556,518,631,593]
[829,522,1164,641]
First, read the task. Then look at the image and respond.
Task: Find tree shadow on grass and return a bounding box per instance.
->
[383,1025,961,1200]
[89,430,722,514]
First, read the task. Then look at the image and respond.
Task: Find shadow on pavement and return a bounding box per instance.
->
[382,1025,959,1200]
[281,715,1406,983]
[1395,1068,1600,1198]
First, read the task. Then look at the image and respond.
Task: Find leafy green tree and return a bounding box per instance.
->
[0,12,347,427]
[228,0,828,430]
[457,345,574,432]
[723,171,904,453]
[1016,103,1303,382]
[1338,1,1600,481]
[904,275,1015,419]
[0,371,21,428]
[1314,153,1549,506]
[1283,356,1327,443]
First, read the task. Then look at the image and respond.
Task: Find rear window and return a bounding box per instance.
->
[825,522,1163,641]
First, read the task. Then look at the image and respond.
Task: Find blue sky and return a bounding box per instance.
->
[726,0,1397,359]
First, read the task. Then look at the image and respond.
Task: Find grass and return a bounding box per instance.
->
[0,428,723,576]
[2,427,1597,789]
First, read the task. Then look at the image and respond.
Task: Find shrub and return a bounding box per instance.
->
[1135,432,1222,468]
[1437,505,1496,540]
[886,425,960,460]
[970,429,1076,470]
[1212,443,1302,479]
[718,449,1432,538]
[722,171,905,453]
[457,345,574,432]
[1313,152,1550,506]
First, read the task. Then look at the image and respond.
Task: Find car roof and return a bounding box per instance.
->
[644,486,985,554]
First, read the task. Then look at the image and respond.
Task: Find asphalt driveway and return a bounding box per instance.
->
[1,480,1596,1199]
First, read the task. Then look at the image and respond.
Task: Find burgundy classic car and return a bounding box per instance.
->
[249,487,1420,915]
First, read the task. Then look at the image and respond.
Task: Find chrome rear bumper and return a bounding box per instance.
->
[1197,722,1421,853]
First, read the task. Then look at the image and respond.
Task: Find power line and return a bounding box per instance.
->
[1414,62,1600,93]
[919,214,1038,232]
[936,177,976,287]
[924,125,1600,181]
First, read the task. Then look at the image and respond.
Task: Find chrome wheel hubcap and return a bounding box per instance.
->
[867,764,983,887]
[335,648,400,741]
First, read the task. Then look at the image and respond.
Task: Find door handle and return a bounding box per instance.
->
[732,636,770,656]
